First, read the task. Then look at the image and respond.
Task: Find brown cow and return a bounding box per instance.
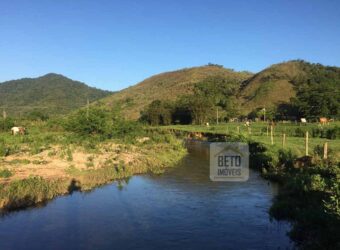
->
[319,117,328,125]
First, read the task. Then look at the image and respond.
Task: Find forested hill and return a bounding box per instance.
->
[98,60,339,122]
[98,65,253,120]
[0,73,112,117]
[239,60,340,117]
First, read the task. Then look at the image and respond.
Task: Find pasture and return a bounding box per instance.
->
[160,121,340,159]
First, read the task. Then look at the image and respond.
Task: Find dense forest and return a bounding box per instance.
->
[0,73,112,118]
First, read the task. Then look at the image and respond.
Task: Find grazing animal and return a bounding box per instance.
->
[319,117,328,125]
[206,122,210,127]
[136,137,150,143]
[300,118,307,124]
[244,121,250,127]
[11,127,26,135]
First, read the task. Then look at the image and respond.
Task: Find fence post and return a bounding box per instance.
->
[282,133,286,148]
[270,125,274,145]
[305,131,309,156]
[237,126,240,134]
[266,125,269,136]
[323,142,328,159]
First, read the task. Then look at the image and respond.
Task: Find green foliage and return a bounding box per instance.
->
[140,100,173,125]
[0,117,15,132]
[0,139,10,157]
[0,73,112,117]
[26,110,49,121]
[0,169,13,178]
[291,62,340,119]
[141,75,241,125]
[324,182,340,219]
[64,106,143,141]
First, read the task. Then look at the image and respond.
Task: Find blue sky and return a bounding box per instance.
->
[1,0,340,91]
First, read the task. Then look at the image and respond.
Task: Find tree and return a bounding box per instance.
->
[193,76,240,121]
[290,62,340,119]
[140,100,173,125]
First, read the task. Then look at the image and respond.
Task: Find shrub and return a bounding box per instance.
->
[0,139,10,157]
[64,107,143,141]
[0,118,15,132]
[0,169,13,178]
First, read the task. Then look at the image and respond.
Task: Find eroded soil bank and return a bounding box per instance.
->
[0,135,187,210]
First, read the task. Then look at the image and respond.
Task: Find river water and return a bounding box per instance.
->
[0,143,293,250]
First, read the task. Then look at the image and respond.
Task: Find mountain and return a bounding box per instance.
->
[99,65,252,120]
[0,73,112,117]
[239,60,340,114]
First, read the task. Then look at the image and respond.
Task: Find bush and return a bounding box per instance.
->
[0,139,10,157]
[64,107,143,141]
[0,118,15,132]
[0,169,13,178]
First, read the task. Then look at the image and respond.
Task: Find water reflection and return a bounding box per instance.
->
[0,141,293,250]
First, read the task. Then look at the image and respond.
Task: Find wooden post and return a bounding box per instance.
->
[216,107,219,125]
[305,131,309,156]
[266,125,269,137]
[270,125,274,145]
[237,126,240,134]
[282,133,286,148]
[323,142,328,159]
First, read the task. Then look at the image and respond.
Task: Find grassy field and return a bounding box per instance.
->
[160,122,340,159]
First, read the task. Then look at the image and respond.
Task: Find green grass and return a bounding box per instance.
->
[160,122,340,159]
[0,169,13,178]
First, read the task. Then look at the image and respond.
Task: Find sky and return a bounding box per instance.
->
[1,0,340,91]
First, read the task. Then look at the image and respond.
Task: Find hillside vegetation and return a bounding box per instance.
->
[99,60,340,121]
[0,73,112,117]
[99,65,252,120]
[239,60,340,116]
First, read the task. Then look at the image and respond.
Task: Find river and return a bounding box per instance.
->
[0,143,293,249]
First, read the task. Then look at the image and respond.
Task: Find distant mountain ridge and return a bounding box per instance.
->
[98,60,340,120]
[99,65,253,120]
[0,73,112,117]
[2,60,339,119]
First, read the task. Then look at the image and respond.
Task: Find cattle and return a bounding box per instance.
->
[300,118,307,124]
[136,137,150,143]
[11,127,26,135]
[244,121,250,127]
[319,117,328,125]
[229,117,238,123]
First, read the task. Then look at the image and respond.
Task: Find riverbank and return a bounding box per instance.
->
[0,131,187,211]
[160,124,340,249]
